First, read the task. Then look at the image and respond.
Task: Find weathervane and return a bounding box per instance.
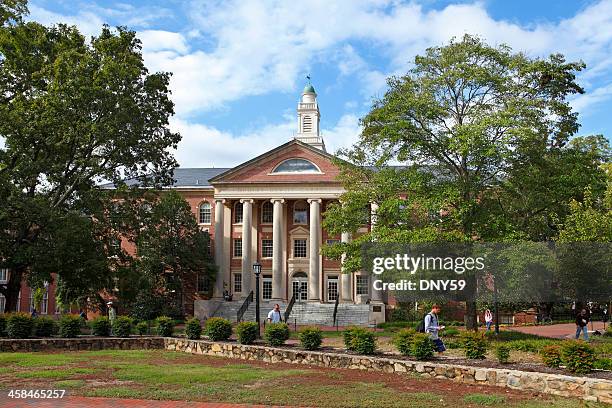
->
[306,74,311,84]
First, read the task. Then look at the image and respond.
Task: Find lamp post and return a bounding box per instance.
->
[253,261,262,337]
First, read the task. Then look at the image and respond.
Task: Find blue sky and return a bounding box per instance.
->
[28,0,612,167]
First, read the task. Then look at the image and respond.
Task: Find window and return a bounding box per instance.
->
[16,291,20,312]
[356,275,369,295]
[272,159,320,174]
[233,273,242,293]
[41,290,48,314]
[199,202,211,224]
[261,239,273,258]
[327,276,339,302]
[234,202,243,224]
[197,273,209,292]
[303,115,312,132]
[293,201,308,224]
[0,295,4,314]
[262,275,272,300]
[326,239,340,246]
[233,238,242,258]
[29,291,34,313]
[261,201,273,224]
[294,239,307,258]
[0,268,7,283]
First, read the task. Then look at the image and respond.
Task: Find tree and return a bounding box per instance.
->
[120,191,216,319]
[0,17,180,312]
[323,35,591,329]
[0,0,27,26]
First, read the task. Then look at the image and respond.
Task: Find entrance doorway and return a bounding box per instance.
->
[292,272,308,302]
[327,275,339,302]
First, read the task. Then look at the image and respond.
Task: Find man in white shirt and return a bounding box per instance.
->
[424,304,446,355]
[267,304,282,323]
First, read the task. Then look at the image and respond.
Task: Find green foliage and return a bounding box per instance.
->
[605,325,612,337]
[236,322,258,345]
[540,345,563,368]
[298,327,323,350]
[155,316,174,337]
[411,333,434,360]
[393,328,416,356]
[112,316,133,338]
[205,317,232,341]
[560,341,596,374]
[444,328,460,337]
[91,317,111,337]
[58,315,82,338]
[34,316,57,337]
[505,339,557,353]
[389,308,412,322]
[461,332,488,359]
[264,323,290,347]
[594,358,612,370]
[6,313,33,338]
[0,314,6,336]
[343,327,376,355]
[496,345,510,364]
[135,321,148,336]
[185,318,202,340]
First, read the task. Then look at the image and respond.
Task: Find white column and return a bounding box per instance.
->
[213,199,225,298]
[271,199,284,300]
[370,202,383,303]
[240,199,253,297]
[307,199,321,301]
[340,231,352,303]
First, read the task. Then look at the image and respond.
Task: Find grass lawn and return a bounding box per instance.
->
[0,349,607,407]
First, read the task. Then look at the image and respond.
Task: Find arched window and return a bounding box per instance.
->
[293,201,308,225]
[302,115,312,132]
[199,202,211,224]
[261,201,273,224]
[234,202,243,224]
[272,158,321,174]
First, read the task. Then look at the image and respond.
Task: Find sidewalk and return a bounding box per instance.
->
[508,321,608,339]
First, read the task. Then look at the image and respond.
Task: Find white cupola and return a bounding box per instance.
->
[295,83,326,151]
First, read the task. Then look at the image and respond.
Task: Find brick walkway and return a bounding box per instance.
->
[0,396,289,408]
[508,321,608,339]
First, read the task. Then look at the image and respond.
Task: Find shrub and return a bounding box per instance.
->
[496,345,510,364]
[34,316,57,337]
[6,313,34,338]
[411,333,434,360]
[156,316,174,337]
[0,315,6,337]
[185,318,202,340]
[343,327,376,355]
[605,325,612,337]
[594,358,612,370]
[389,308,411,322]
[136,321,148,335]
[540,345,563,368]
[394,328,416,356]
[299,327,323,350]
[264,322,290,346]
[205,317,232,341]
[461,332,487,359]
[561,341,596,374]
[112,316,133,337]
[236,321,259,345]
[444,328,460,337]
[58,315,82,338]
[91,317,111,336]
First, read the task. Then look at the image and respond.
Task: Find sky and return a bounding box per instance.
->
[26,0,612,168]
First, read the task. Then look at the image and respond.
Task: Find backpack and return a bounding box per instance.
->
[416,313,429,333]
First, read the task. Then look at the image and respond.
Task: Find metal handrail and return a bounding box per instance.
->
[236,291,253,322]
[332,295,340,326]
[284,293,296,323]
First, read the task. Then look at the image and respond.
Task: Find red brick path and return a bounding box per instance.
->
[0,396,289,408]
[508,321,608,339]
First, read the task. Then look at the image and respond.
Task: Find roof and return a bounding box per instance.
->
[303,84,316,94]
[101,168,230,189]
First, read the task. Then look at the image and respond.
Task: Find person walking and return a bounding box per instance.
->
[267,304,282,323]
[484,309,493,331]
[424,304,446,355]
[575,308,590,341]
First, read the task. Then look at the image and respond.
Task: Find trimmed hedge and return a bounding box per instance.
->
[343,327,376,355]
[461,332,487,359]
[91,317,111,336]
[541,345,562,368]
[6,313,34,338]
[136,321,148,335]
[496,345,510,364]
[299,327,323,350]
[394,328,416,356]
[185,318,202,340]
[264,322,290,346]
[112,316,133,337]
[59,315,82,338]
[0,314,6,337]
[411,333,434,360]
[34,316,57,337]
[236,321,259,345]
[561,340,595,374]
[205,317,232,341]
[156,316,174,337]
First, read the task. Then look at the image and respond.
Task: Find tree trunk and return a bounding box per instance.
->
[465,301,478,331]
[3,267,24,313]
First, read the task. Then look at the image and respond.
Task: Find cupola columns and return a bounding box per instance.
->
[296,84,326,151]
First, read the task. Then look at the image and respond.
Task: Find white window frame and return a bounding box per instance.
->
[261,239,273,258]
[356,275,369,296]
[261,201,273,224]
[293,239,307,258]
[0,269,8,284]
[233,202,243,224]
[199,201,211,225]
[262,275,272,300]
[233,273,242,294]
[233,238,242,258]
[293,201,308,225]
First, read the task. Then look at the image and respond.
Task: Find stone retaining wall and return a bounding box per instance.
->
[164,338,612,404]
[0,337,164,352]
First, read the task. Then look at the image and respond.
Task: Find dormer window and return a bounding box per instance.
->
[271,158,321,174]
